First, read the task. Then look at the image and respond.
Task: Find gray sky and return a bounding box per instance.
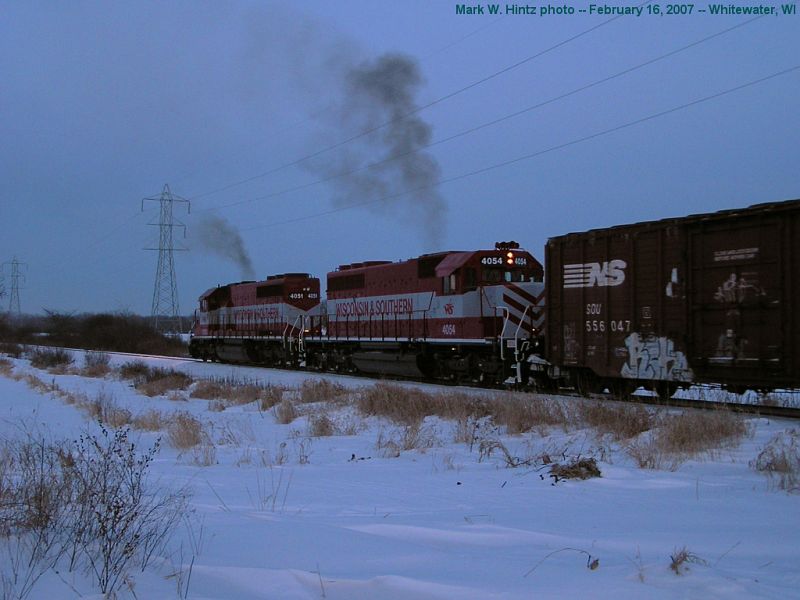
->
[2,1,798,316]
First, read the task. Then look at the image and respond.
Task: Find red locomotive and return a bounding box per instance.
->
[190,242,546,385]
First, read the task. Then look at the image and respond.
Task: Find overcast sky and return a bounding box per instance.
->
[1,0,798,316]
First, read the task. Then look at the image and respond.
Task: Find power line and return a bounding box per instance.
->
[206,16,762,213]
[189,3,650,203]
[239,64,799,232]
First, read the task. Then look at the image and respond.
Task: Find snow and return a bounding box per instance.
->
[1,351,798,599]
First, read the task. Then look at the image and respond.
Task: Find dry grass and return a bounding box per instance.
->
[81,351,112,377]
[132,409,166,431]
[118,360,151,380]
[136,372,194,397]
[299,379,349,404]
[167,412,205,449]
[577,401,654,441]
[627,409,748,470]
[751,429,799,492]
[375,422,440,457]
[308,413,335,437]
[260,385,287,411]
[357,383,484,425]
[191,443,217,466]
[0,358,14,376]
[273,399,297,424]
[549,457,602,481]
[191,377,265,406]
[657,410,747,454]
[492,394,570,434]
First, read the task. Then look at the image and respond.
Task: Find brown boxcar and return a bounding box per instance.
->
[545,199,800,393]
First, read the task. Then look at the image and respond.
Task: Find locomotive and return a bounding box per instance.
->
[189,242,546,386]
[189,199,800,395]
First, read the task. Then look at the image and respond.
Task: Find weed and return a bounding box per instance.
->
[670,546,706,575]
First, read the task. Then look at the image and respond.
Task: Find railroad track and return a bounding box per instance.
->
[13,345,800,420]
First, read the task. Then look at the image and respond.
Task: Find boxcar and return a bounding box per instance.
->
[545,199,800,393]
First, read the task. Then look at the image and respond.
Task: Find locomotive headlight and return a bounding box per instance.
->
[506,252,514,265]
[506,252,514,258]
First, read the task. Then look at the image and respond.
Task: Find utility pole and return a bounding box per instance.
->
[2,257,26,316]
[142,184,189,333]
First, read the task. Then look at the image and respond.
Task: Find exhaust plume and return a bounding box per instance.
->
[306,52,446,247]
[195,215,255,280]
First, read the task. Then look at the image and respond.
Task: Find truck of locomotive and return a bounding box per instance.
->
[188,243,547,386]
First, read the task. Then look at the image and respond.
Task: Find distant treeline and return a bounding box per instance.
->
[0,312,188,356]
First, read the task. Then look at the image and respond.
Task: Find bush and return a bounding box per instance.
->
[0,428,187,598]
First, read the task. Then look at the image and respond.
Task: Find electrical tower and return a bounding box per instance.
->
[142,184,190,333]
[2,257,26,316]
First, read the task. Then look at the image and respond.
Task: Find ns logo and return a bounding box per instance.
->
[563,260,627,288]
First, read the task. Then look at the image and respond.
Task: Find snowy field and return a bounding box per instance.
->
[0,349,798,599]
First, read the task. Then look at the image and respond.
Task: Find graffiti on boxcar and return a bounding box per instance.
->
[621,333,693,381]
[713,272,765,304]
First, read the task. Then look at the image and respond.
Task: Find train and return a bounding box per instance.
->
[189,199,800,396]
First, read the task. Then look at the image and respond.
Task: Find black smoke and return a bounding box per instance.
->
[306,53,446,247]
[194,215,255,280]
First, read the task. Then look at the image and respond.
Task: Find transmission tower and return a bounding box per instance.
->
[2,257,26,316]
[142,184,189,333]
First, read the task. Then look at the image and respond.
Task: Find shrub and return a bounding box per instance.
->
[0,428,187,599]
[69,427,187,595]
[29,348,73,370]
